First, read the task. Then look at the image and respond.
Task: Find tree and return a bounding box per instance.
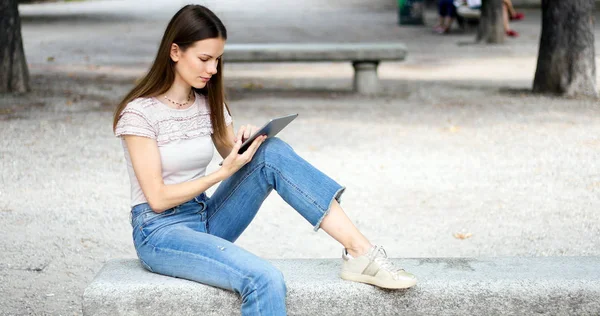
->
[533,0,597,97]
[0,0,30,93]
[476,0,504,44]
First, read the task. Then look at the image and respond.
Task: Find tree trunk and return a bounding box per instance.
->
[533,0,597,97]
[0,0,30,94]
[476,0,504,44]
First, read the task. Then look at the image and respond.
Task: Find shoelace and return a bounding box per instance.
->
[369,246,407,279]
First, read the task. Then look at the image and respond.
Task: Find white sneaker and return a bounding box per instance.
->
[340,245,417,289]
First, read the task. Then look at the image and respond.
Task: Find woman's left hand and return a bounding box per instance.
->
[235,124,259,143]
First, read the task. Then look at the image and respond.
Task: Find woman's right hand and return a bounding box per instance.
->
[219,127,267,177]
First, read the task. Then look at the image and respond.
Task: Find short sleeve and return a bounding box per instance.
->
[224,104,233,126]
[115,107,157,139]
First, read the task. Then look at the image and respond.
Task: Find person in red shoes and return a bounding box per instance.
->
[503,0,524,37]
[455,0,523,37]
[505,0,524,21]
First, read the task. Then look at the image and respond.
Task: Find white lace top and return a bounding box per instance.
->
[115,92,233,207]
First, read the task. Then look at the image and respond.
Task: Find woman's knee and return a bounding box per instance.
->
[262,137,288,150]
[249,265,287,294]
[257,137,293,160]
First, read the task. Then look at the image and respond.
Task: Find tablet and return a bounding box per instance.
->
[238,113,298,154]
[219,113,298,165]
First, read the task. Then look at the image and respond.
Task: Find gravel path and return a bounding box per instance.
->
[2,0,600,315]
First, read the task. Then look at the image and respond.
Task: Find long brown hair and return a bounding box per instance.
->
[112,5,230,147]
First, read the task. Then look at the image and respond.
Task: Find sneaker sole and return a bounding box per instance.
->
[340,271,417,289]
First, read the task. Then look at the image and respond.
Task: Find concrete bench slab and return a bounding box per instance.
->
[83,257,600,315]
[224,43,408,94]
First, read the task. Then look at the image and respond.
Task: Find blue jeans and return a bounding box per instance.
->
[130,138,345,316]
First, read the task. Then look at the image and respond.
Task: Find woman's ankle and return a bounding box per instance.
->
[345,243,374,258]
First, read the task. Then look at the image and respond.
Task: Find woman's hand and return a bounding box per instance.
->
[220,126,267,177]
[234,124,259,143]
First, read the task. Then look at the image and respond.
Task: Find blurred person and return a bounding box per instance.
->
[454,0,522,37]
[434,0,457,34]
[503,0,523,37]
[112,4,417,316]
[505,0,524,21]
[454,0,481,29]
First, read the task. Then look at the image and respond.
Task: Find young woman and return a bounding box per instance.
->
[113,5,416,315]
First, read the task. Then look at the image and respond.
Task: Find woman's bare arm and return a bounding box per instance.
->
[123,128,265,213]
[213,124,235,159]
[123,135,227,213]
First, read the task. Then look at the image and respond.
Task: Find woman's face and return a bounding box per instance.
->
[171,37,225,89]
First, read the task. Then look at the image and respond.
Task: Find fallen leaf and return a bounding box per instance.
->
[453,232,473,240]
[448,125,460,133]
[582,139,600,147]
[587,182,600,190]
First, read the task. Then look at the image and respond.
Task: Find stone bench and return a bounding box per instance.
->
[83,257,600,315]
[223,43,408,94]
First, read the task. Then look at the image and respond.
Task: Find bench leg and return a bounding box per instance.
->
[353,61,380,94]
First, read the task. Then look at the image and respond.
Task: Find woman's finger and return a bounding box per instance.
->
[243,135,265,160]
[243,124,252,140]
[225,138,243,162]
[232,137,242,152]
[236,126,245,142]
[249,125,258,136]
